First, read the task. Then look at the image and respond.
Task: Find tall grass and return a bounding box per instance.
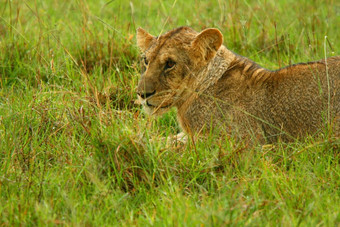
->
[0,0,339,225]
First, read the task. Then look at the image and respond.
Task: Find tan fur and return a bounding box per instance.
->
[136,26,340,143]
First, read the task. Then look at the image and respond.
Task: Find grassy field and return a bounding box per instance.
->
[0,0,339,226]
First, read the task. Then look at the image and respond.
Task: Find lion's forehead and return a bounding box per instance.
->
[145,31,195,60]
[147,42,192,65]
[148,50,179,62]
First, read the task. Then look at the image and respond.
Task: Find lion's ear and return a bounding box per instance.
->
[137,27,155,52]
[190,28,223,62]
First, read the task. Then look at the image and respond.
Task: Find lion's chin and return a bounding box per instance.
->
[143,104,171,116]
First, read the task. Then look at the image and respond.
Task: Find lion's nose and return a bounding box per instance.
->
[137,90,156,99]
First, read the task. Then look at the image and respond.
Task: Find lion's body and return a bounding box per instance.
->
[178,53,339,142]
[136,27,339,143]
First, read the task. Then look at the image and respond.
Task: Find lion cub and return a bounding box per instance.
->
[136,26,339,143]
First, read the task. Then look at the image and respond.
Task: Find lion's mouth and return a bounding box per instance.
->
[136,94,173,112]
[146,101,172,109]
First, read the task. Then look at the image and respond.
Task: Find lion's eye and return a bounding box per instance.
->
[143,57,149,65]
[165,60,175,70]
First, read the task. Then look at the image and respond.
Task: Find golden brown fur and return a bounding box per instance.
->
[136,26,339,143]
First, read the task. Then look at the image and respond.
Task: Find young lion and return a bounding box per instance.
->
[136,26,339,143]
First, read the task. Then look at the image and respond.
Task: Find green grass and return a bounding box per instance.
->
[0,0,339,226]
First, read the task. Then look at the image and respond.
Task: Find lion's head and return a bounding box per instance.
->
[136,26,223,115]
